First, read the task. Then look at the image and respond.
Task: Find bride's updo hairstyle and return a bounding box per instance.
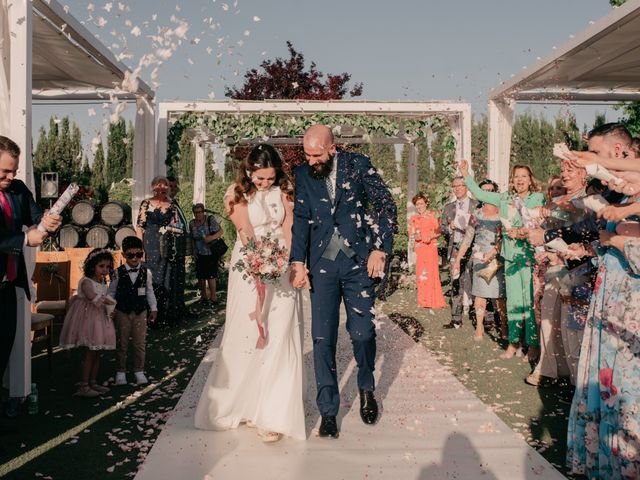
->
[230,144,293,209]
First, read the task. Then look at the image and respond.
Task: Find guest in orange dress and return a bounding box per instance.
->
[409,194,447,309]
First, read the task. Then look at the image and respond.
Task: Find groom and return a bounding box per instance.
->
[290,125,397,438]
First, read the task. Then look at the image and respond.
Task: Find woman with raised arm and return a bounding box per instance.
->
[453,179,507,341]
[459,160,545,361]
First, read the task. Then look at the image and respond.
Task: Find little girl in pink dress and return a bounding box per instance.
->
[59,248,116,397]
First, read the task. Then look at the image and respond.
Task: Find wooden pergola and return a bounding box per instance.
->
[0,0,155,397]
[488,0,640,189]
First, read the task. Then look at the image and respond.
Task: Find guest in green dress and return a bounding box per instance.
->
[459,161,545,360]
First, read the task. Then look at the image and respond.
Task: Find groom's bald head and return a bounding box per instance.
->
[303,125,336,179]
[303,125,336,166]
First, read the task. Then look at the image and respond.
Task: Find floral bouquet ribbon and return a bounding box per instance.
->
[250,277,267,349]
[232,233,290,349]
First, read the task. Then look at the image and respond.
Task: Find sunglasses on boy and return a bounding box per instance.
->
[125,252,144,259]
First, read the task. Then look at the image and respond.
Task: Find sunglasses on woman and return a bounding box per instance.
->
[125,252,144,259]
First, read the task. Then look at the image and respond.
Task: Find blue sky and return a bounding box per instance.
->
[33,0,617,153]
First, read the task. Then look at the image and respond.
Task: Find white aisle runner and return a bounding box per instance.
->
[137,293,565,480]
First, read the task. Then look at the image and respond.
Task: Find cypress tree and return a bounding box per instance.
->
[70,123,83,175]
[106,119,128,185]
[92,140,107,202]
[125,121,135,178]
[56,117,73,185]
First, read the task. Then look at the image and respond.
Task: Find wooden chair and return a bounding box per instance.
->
[33,260,71,324]
[31,313,54,372]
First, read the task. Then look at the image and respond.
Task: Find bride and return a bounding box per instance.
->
[194,144,305,442]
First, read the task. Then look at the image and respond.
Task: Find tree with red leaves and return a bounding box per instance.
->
[225,42,364,173]
[225,41,363,100]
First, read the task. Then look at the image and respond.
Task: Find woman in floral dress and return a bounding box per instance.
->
[567,209,640,479]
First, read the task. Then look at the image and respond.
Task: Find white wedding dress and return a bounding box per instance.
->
[194,185,306,440]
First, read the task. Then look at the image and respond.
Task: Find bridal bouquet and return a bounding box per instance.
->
[232,233,289,284]
[233,233,289,349]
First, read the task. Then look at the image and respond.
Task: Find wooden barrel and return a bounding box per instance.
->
[85,225,113,248]
[114,225,137,249]
[100,201,131,227]
[57,225,83,249]
[71,200,95,226]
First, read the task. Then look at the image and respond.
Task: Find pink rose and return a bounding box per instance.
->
[627,320,640,335]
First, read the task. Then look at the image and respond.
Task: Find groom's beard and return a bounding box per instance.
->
[307,155,335,180]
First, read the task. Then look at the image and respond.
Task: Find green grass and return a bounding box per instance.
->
[380,287,577,477]
[0,291,222,479]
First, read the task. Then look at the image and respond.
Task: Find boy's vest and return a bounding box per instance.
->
[115,264,149,315]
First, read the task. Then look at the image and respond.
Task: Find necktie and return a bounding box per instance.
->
[128,268,138,273]
[0,191,17,281]
[325,176,334,203]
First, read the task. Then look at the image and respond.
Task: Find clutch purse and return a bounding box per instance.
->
[477,258,502,284]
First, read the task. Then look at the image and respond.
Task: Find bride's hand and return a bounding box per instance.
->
[289,263,309,289]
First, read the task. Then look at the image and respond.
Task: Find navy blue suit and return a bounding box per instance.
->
[290,150,397,416]
[0,179,43,380]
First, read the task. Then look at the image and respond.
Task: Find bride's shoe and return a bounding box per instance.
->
[245,420,257,428]
[259,430,282,443]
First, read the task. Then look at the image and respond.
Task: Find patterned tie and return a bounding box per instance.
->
[0,191,17,281]
[325,176,334,203]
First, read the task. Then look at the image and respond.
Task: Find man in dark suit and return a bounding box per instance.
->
[0,136,61,387]
[440,176,477,329]
[290,125,397,438]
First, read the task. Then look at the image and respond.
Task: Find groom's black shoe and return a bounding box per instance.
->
[318,416,339,438]
[359,389,379,425]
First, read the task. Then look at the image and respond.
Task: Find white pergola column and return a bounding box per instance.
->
[132,96,155,224]
[156,103,168,176]
[192,140,206,205]
[213,143,226,179]
[7,0,33,398]
[488,98,515,191]
[144,98,157,202]
[448,114,463,166]
[406,142,417,267]
[0,0,10,135]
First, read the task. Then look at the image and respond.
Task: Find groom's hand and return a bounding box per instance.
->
[290,263,310,289]
[367,250,386,278]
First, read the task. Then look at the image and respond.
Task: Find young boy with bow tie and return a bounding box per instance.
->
[108,236,157,386]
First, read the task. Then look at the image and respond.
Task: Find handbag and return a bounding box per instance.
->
[208,238,228,257]
[205,215,228,257]
[477,258,503,284]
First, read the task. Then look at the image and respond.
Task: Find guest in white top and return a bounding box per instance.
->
[440,176,477,328]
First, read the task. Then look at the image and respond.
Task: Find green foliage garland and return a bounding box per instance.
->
[166,111,450,171]
[167,111,458,263]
